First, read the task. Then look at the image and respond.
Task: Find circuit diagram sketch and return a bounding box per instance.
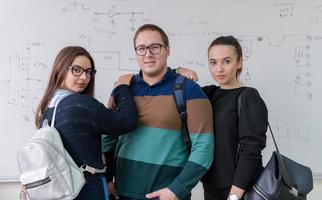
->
[90,50,137,71]
[62,1,89,13]
[241,34,314,106]
[78,32,95,47]
[307,5,322,23]
[6,43,48,122]
[293,37,313,101]
[94,5,144,32]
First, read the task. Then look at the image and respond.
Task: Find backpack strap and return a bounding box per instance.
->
[49,90,73,127]
[173,75,191,152]
[51,102,60,128]
[49,90,107,176]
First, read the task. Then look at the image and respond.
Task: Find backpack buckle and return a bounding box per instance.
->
[180,111,187,119]
[290,187,298,197]
[81,164,106,174]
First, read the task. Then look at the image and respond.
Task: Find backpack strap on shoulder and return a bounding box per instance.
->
[173,75,191,152]
[49,90,73,127]
[51,102,60,128]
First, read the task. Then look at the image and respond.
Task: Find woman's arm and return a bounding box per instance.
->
[99,86,138,134]
[233,88,268,194]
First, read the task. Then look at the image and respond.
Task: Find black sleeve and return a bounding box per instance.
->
[98,84,138,135]
[233,88,268,189]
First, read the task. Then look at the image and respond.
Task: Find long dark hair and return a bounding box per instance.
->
[35,46,95,127]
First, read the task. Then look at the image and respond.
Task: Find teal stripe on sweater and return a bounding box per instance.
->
[116,126,213,168]
[115,157,201,200]
[189,133,214,169]
[117,126,188,167]
[116,157,183,199]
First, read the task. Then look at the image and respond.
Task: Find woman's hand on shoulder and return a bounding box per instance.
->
[176,67,198,81]
[114,73,134,87]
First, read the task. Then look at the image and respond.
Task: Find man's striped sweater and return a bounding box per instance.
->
[102,68,214,200]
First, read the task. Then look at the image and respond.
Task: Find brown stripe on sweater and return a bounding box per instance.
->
[187,99,213,134]
[134,96,213,134]
[135,96,181,131]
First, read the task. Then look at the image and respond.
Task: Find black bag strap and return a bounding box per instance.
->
[173,75,191,152]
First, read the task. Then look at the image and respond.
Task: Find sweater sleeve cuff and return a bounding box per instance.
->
[112,84,130,97]
[232,175,251,190]
[112,85,132,105]
[168,178,189,200]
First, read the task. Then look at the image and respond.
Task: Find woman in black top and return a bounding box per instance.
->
[178,36,268,200]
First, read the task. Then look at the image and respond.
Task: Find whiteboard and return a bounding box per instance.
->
[1,0,322,181]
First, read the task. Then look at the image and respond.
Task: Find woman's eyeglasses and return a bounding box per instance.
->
[68,65,96,78]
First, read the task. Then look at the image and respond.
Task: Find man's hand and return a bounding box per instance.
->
[146,188,179,200]
[108,182,120,200]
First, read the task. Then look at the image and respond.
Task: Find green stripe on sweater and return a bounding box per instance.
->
[116,126,188,167]
[116,126,213,168]
[115,157,201,200]
[189,133,214,168]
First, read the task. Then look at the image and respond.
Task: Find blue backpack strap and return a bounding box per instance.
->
[173,75,191,152]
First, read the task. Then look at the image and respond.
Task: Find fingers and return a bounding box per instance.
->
[108,182,120,200]
[189,71,198,81]
[102,154,106,164]
[110,191,120,200]
[188,73,198,82]
[193,72,198,81]
[146,190,160,199]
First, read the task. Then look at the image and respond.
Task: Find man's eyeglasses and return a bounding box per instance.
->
[134,43,167,56]
[68,65,96,78]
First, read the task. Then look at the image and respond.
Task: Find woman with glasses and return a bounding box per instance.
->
[177,36,268,200]
[35,46,138,200]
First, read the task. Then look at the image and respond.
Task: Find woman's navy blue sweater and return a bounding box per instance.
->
[42,85,138,171]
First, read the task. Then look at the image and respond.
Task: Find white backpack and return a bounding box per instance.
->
[17,97,85,200]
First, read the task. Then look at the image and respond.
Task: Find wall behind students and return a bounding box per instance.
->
[0,0,321,195]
